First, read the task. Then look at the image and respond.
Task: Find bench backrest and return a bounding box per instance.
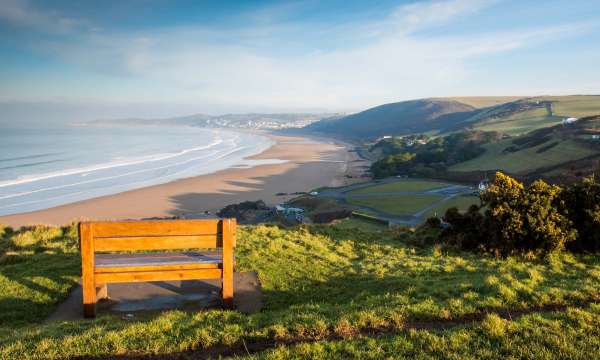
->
[79,219,236,253]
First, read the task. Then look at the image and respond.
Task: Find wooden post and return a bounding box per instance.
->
[80,222,97,318]
[221,218,235,309]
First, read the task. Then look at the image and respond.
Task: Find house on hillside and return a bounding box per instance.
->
[478,179,490,193]
[376,135,392,142]
[275,205,305,223]
[562,117,578,125]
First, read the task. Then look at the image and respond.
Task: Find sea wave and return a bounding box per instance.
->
[0,128,279,215]
[0,138,224,188]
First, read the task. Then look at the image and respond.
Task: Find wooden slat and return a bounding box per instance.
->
[79,222,97,318]
[95,269,222,284]
[89,219,221,238]
[95,263,220,273]
[94,235,221,252]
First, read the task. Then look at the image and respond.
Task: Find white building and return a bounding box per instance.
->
[478,180,490,192]
[562,117,578,125]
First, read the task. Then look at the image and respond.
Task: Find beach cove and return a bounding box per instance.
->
[0,133,367,227]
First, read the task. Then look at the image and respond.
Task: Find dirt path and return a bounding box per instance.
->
[79,298,599,360]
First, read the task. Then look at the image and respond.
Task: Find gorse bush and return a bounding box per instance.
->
[441,172,597,256]
[482,173,576,255]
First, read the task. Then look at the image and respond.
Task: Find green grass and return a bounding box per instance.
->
[542,95,600,118]
[347,194,444,216]
[0,224,80,326]
[0,223,599,358]
[332,217,388,232]
[449,138,597,173]
[472,108,562,136]
[351,179,451,194]
[424,195,480,218]
[254,305,600,359]
[445,96,524,109]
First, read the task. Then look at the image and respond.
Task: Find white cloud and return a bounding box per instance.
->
[2,0,598,111]
[390,0,497,34]
[0,0,90,33]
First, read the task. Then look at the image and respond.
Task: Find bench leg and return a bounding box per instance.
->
[80,222,97,318]
[222,273,234,309]
[82,278,97,318]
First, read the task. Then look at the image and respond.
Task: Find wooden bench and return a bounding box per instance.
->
[79,218,236,318]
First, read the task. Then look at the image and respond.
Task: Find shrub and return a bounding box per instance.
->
[442,172,576,256]
[561,176,600,252]
[481,173,575,255]
[441,205,485,251]
[312,209,353,223]
[424,216,441,229]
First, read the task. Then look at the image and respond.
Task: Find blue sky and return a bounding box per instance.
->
[1,0,599,123]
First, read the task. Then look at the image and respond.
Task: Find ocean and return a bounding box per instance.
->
[0,126,279,216]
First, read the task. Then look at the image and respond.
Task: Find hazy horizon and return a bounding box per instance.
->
[1,0,600,126]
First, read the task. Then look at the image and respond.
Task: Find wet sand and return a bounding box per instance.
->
[0,133,369,228]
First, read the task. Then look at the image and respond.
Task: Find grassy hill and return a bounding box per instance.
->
[308,95,600,140]
[463,96,600,136]
[1,222,599,358]
[444,96,523,108]
[543,95,600,117]
[306,99,477,139]
[450,116,600,175]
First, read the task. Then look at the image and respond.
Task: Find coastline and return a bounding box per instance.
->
[0,132,369,228]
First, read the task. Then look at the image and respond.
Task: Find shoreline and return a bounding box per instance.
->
[0,132,369,228]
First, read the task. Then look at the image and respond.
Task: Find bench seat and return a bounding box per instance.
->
[95,252,223,269]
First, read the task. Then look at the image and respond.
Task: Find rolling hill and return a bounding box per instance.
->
[306,99,478,139]
[449,115,600,177]
[306,95,600,139]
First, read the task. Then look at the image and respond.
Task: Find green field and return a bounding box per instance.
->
[472,107,561,136]
[1,223,599,358]
[450,96,600,137]
[350,179,450,194]
[445,96,524,108]
[542,95,600,118]
[424,194,480,218]
[347,194,444,216]
[332,217,388,232]
[450,138,597,173]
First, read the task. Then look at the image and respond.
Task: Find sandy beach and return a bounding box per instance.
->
[0,132,368,228]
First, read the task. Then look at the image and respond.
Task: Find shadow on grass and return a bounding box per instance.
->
[0,226,80,326]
